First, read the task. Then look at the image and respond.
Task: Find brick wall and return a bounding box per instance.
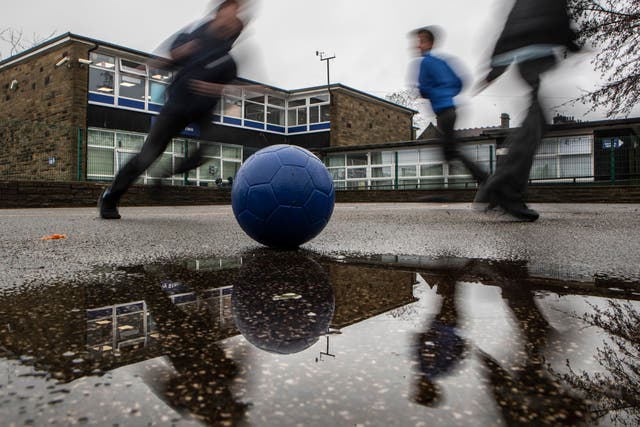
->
[0,40,90,181]
[330,89,413,147]
[2,180,640,209]
[0,180,231,209]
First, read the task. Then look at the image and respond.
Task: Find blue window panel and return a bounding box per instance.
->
[223,117,242,126]
[148,103,163,113]
[244,120,264,130]
[86,307,113,320]
[288,125,307,133]
[266,124,286,133]
[88,93,114,105]
[118,98,145,110]
[222,287,233,296]
[213,114,222,122]
[309,123,330,131]
[116,302,144,315]
[173,294,197,304]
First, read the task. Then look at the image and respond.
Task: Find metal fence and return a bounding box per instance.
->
[1,118,639,189]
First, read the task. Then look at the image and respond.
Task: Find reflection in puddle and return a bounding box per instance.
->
[1,251,639,426]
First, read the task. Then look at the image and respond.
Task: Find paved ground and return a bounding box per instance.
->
[2,202,640,289]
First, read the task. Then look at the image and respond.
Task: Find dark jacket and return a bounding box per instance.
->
[492,0,579,57]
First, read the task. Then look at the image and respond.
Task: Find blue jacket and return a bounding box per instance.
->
[417,52,463,114]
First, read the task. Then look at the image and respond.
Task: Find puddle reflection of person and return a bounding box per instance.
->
[476,263,590,426]
[412,267,468,406]
[137,280,248,426]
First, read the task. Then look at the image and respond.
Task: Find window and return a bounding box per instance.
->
[371,166,392,178]
[223,96,242,118]
[88,130,115,148]
[149,67,172,105]
[267,106,285,125]
[119,74,145,100]
[244,90,264,122]
[346,153,367,166]
[531,157,557,179]
[399,165,417,177]
[371,151,394,165]
[532,136,593,181]
[116,133,145,150]
[89,68,115,93]
[420,164,444,177]
[87,147,114,177]
[119,58,147,76]
[325,154,345,167]
[287,99,307,126]
[90,53,115,69]
[397,149,418,164]
[267,96,285,107]
[244,102,264,122]
[87,129,243,185]
[288,106,307,126]
[149,81,167,104]
[222,146,242,160]
[308,94,329,123]
[309,94,329,104]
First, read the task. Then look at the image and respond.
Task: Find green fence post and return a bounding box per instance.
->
[77,128,83,181]
[394,151,399,190]
[183,139,189,185]
[490,145,495,174]
[610,139,616,184]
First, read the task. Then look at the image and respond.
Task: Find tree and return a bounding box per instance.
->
[0,28,56,60]
[385,89,432,133]
[567,0,640,117]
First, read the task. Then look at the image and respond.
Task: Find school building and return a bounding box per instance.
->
[1,32,639,198]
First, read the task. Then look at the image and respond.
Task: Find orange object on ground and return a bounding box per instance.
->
[40,234,67,240]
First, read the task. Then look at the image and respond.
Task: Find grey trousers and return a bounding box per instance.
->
[487,55,557,201]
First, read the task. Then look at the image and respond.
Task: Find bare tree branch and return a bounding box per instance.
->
[565,0,640,117]
[0,28,57,60]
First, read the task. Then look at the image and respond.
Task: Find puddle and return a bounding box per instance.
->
[1,250,639,426]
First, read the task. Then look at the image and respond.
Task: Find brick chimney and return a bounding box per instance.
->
[500,113,510,128]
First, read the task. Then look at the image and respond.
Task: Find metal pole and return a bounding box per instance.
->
[316,51,336,103]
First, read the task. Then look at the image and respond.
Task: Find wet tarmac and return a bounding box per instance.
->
[1,203,640,426]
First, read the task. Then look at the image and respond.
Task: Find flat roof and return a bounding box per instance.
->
[0,32,415,113]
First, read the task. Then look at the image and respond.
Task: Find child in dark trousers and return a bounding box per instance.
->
[99,0,251,219]
[473,0,580,221]
[414,27,488,188]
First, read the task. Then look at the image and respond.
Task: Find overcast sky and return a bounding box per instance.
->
[3,0,637,129]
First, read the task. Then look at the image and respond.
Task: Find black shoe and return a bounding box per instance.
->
[475,183,538,222]
[98,189,121,219]
[499,200,539,222]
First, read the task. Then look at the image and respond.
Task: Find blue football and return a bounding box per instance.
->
[231,144,335,248]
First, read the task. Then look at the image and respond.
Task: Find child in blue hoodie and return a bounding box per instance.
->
[415,27,487,186]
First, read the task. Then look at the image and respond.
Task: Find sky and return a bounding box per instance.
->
[2,0,637,129]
